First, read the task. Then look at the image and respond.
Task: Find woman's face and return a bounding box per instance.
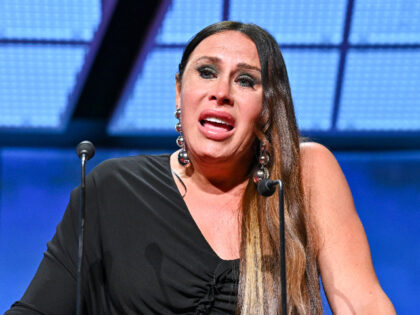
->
[176,30,263,167]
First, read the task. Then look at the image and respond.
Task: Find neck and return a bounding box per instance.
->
[171,151,252,194]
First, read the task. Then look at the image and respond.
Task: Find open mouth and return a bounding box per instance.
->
[200,117,234,131]
[198,110,236,140]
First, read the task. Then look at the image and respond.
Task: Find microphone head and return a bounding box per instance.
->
[257,179,277,197]
[76,140,95,161]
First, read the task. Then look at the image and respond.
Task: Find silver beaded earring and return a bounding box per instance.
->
[253,143,270,183]
[175,108,190,166]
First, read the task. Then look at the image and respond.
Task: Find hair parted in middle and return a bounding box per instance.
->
[177,21,322,314]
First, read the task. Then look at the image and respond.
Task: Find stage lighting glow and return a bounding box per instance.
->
[338,50,420,131]
[155,0,223,44]
[350,0,420,44]
[109,48,184,134]
[282,49,340,130]
[0,45,87,129]
[0,0,101,40]
[230,0,347,44]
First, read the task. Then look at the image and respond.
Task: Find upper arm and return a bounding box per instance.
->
[300,142,395,314]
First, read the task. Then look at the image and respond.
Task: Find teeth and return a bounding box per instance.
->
[204,117,231,126]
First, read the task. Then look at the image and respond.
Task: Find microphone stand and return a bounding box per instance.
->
[257,179,287,314]
[75,141,95,315]
[277,180,287,315]
[76,154,86,315]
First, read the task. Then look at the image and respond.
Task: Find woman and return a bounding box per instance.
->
[6,21,395,314]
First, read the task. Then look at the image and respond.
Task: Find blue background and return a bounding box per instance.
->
[1,148,419,313]
[1,0,420,313]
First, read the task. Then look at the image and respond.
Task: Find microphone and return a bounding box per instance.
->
[75,140,95,315]
[257,179,278,196]
[76,140,95,161]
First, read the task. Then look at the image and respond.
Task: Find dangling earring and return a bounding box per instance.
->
[253,143,270,183]
[175,107,190,166]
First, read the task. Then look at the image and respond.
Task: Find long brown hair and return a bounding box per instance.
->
[178,21,322,314]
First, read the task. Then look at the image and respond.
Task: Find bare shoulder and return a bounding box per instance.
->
[300,141,334,159]
[299,142,395,314]
[299,141,356,250]
[299,141,355,246]
[299,142,349,203]
[300,141,342,179]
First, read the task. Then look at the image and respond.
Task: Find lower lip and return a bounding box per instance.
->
[198,121,234,141]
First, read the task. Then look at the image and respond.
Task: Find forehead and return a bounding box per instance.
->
[188,31,260,67]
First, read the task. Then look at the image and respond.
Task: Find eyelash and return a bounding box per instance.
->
[237,75,256,88]
[196,66,257,88]
[197,66,216,79]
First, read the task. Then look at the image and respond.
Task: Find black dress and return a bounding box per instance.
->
[5,154,239,314]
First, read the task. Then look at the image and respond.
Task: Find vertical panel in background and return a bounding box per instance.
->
[155,0,224,44]
[350,0,420,44]
[0,45,87,129]
[282,49,340,131]
[109,48,184,134]
[0,0,101,130]
[0,0,101,40]
[230,0,347,44]
[338,50,420,131]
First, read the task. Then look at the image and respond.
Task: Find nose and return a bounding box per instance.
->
[209,77,233,106]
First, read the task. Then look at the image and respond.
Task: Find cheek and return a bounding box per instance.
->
[243,97,263,123]
[179,91,201,131]
[180,80,204,107]
[180,92,197,121]
[240,107,261,143]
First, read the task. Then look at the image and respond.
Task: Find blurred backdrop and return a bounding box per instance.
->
[0,0,419,313]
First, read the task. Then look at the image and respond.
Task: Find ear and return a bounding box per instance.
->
[175,74,181,109]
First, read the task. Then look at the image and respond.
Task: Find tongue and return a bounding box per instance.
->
[203,120,232,132]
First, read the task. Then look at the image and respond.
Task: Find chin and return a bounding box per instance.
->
[189,145,229,163]
[194,150,229,163]
[191,143,248,165]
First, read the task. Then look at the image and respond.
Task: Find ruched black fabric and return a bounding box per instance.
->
[5,154,239,315]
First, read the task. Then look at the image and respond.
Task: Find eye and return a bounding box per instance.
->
[197,66,217,79]
[237,74,256,88]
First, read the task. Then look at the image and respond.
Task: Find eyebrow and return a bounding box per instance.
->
[195,56,261,73]
[237,63,261,73]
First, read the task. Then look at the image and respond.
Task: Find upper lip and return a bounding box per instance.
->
[199,110,235,129]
